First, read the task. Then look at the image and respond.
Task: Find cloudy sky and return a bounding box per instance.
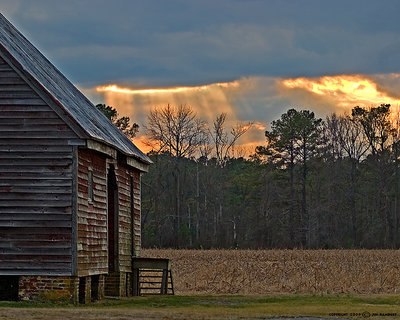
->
[3,0,400,152]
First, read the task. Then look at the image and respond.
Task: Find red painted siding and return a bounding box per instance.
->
[115,163,141,272]
[77,149,142,276]
[77,149,108,276]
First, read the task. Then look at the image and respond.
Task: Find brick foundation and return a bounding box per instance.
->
[18,276,79,303]
[16,275,106,304]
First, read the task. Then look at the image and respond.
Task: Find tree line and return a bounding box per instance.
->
[98,102,400,249]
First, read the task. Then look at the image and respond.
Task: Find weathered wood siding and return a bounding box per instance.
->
[116,162,141,273]
[77,149,108,276]
[77,153,141,275]
[0,57,77,275]
[131,169,141,257]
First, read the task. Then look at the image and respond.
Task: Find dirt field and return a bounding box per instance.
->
[142,249,400,295]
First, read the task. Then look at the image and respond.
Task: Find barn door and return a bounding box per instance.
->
[107,165,118,272]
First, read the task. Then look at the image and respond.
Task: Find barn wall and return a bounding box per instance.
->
[115,162,141,273]
[0,56,78,275]
[77,150,142,280]
[131,169,141,257]
[77,148,108,276]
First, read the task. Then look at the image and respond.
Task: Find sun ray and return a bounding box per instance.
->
[96,81,240,95]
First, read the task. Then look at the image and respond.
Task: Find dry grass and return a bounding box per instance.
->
[141,249,400,295]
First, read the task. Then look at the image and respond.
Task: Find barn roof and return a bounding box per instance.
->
[0,14,151,165]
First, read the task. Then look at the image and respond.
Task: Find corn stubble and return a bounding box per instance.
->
[142,249,400,295]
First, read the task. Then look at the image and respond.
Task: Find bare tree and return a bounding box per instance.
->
[352,104,395,155]
[145,104,208,159]
[144,104,208,246]
[325,113,370,162]
[324,113,370,246]
[212,113,253,166]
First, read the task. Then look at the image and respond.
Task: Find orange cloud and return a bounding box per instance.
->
[281,74,400,110]
[86,74,400,157]
[96,81,239,94]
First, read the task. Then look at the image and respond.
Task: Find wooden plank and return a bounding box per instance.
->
[0,111,58,118]
[0,200,71,207]
[0,152,73,159]
[0,138,82,145]
[0,158,71,166]
[0,91,39,99]
[87,140,117,158]
[71,146,78,276]
[0,247,72,255]
[0,118,64,124]
[0,172,72,178]
[0,233,71,241]
[0,167,72,174]
[0,77,26,84]
[0,185,72,192]
[0,179,71,187]
[0,98,47,105]
[0,84,33,91]
[0,131,76,138]
[133,258,171,270]
[0,207,71,214]
[0,214,71,221]
[77,224,107,232]
[0,253,71,259]
[0,105,51,111]
[0,239,71,249]
[0,125,71,132]
[0,220,71,228]
[0,65,13,71]
[127,156,149,172]
[0,262,72,269]
[0,70,22,78]
[0,193,71,201]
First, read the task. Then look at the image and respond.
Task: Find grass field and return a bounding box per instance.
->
[1,294,400,319]
[142,249,400,294]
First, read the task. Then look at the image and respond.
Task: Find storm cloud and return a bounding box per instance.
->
[3,1,400,153]
[3,0,400,86]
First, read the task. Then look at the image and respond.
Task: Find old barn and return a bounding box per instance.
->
[0,14,151,303]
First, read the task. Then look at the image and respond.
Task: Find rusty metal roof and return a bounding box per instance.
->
[0,14,151,164]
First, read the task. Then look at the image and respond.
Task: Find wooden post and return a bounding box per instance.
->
[161,269,168,294]
[132,268,140,296]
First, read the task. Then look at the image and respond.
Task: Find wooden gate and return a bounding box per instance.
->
[132,258,174,296]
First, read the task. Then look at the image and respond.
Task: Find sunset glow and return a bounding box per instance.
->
[94,80,262,156]
[281,75,400,109]
[94,80,245,131]
[88,74,400,156]
[96,81,240,95]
